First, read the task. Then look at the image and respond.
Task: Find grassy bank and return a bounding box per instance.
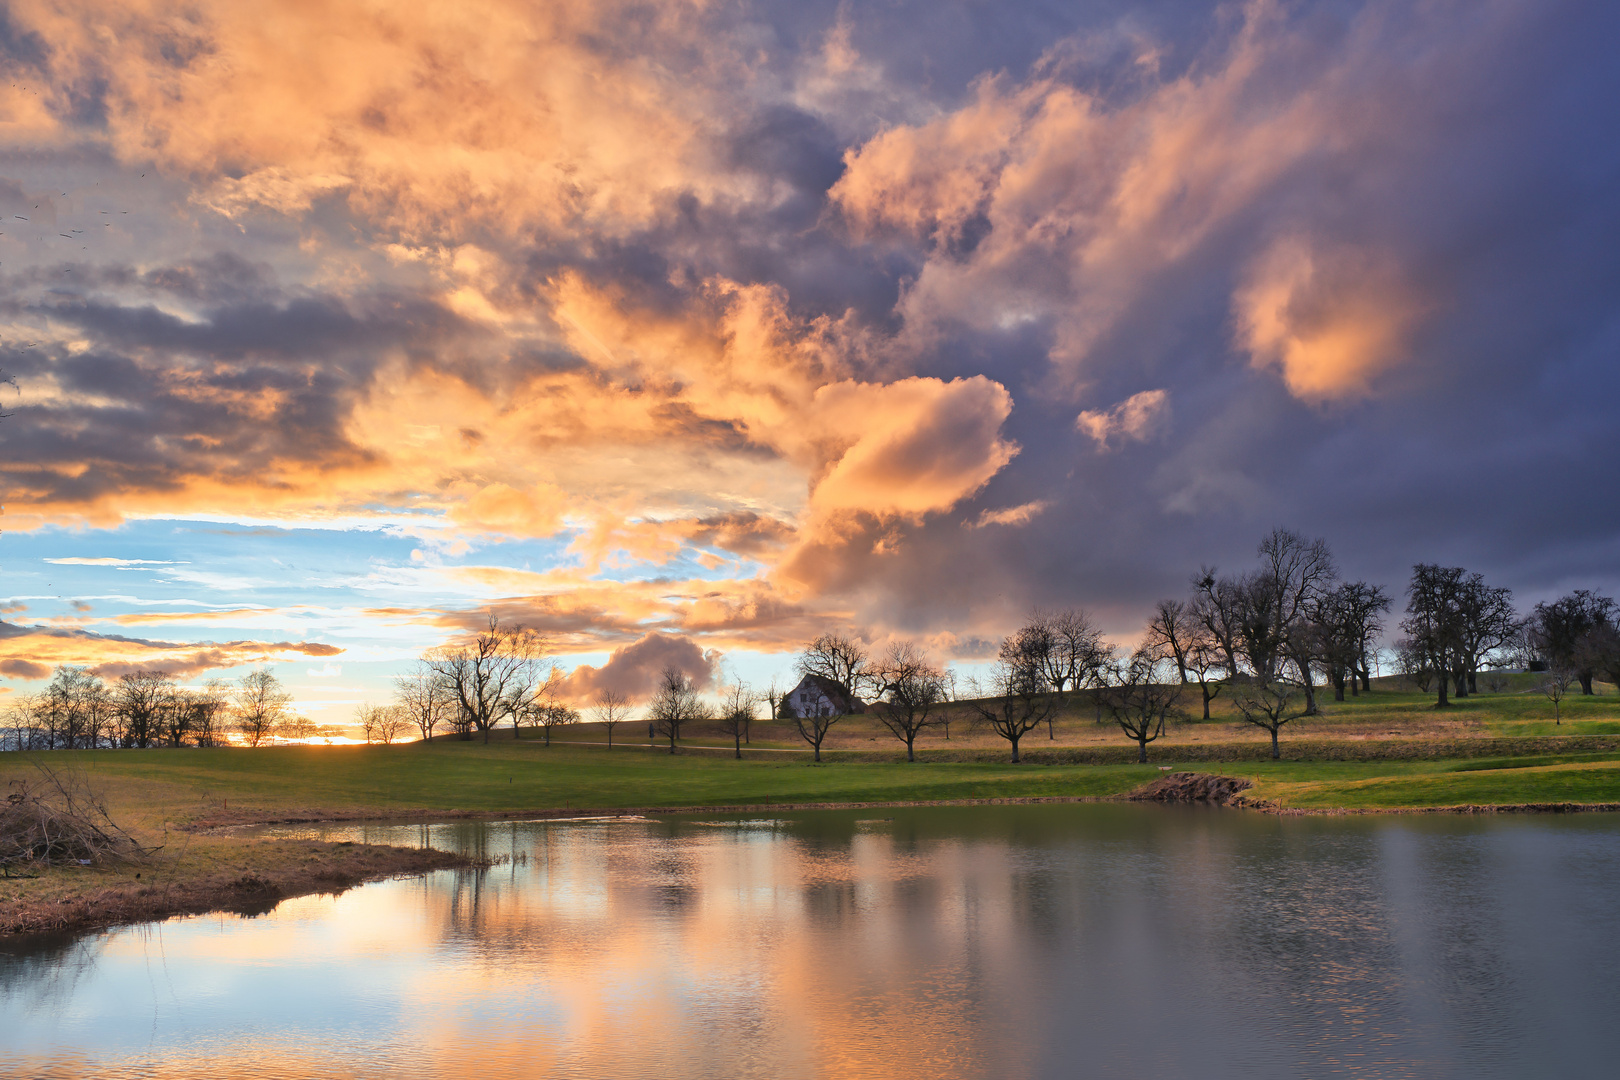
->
[7,734,1620,827]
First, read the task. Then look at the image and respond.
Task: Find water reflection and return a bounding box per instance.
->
[4,806,1620,1079]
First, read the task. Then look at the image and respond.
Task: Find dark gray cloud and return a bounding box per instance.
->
[2,0,1617,664]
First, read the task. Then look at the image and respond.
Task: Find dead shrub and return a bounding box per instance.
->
[2,761,153,876]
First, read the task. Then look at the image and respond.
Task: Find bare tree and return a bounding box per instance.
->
[1191,568,1245,679]
[1251,529,1338,714]
[1402,564,1468,708]
[1012,608,1108,738]
[191,679,230,747]
[379,706,409,744]
[968,647,1057,763]
[114,670,176,748]
[1539,667,1574,724]
[423,615,543,743]
[1452,574,1517,697]
[277,712,319,742]
[761,677,786,723]
[1582,620,1620,696]
[528,701,580,746]
[796,632,876,704]
[358,703,408,745]
[1394,638,1436,693]
[37,667,111,749]
[234,667,291,747]
[1099,645,1184,762]
[394,665,451,744]
[873,641,946,762]
[647,665,705,753]
[940,667,960,739]
[1531,590,1616,696]
[1144,600,1193,684]
[511,663,564,739]
[1314,581,1393,700]
[1344,581,1393,693]
[445,702,475,741]
[1197,531,1337,715]
[1231,677,1308,760]
[157,684,192,747]
[591,688,632,748]
[1184,635,1226,720]
[716,680,757,759]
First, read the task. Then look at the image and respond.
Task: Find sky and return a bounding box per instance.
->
[2,0,1618,726]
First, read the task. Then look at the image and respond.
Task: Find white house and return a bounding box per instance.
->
[781,674,866,719]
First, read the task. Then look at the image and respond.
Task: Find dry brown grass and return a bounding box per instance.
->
[0,759,470,936]
[0,835,464,935]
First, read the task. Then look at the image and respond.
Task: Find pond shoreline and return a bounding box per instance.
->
[186,786,1620,833]
[9,786,1620,940]
[0,840,470,939]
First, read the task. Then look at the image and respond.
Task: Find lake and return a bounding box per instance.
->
[4,804,1619,1078]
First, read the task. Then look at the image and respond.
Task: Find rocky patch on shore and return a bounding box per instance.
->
[1126,772,1255,805]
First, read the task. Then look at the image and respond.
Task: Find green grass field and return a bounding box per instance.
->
[7,734,1620,828]
[633,672,1620,753]
[6,680,1620,830]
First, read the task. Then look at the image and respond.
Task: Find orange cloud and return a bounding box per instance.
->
[805,377,1018,520]
[1236,238,1429,399]
[966,500,1050,529]
[11,0,742,240]
[1076,389,1169,449]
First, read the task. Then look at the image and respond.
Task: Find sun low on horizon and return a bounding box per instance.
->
[2,0,1618,729]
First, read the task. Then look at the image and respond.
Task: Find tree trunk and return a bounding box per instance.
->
[1435,669,1449,708]
[734,731,741,760]
[1301,666,1318,716]
[813,740,822,763]
[906,734,916,763]
[1333,672,1346,702]
[1452,668,1468,698]
[1137,738,1147,764]
[1579,672,1596,695]
[1009,733,1021,763]
[1270,727,1280,760]
[1467,669,1478,694]
[1201,683,1212,720]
